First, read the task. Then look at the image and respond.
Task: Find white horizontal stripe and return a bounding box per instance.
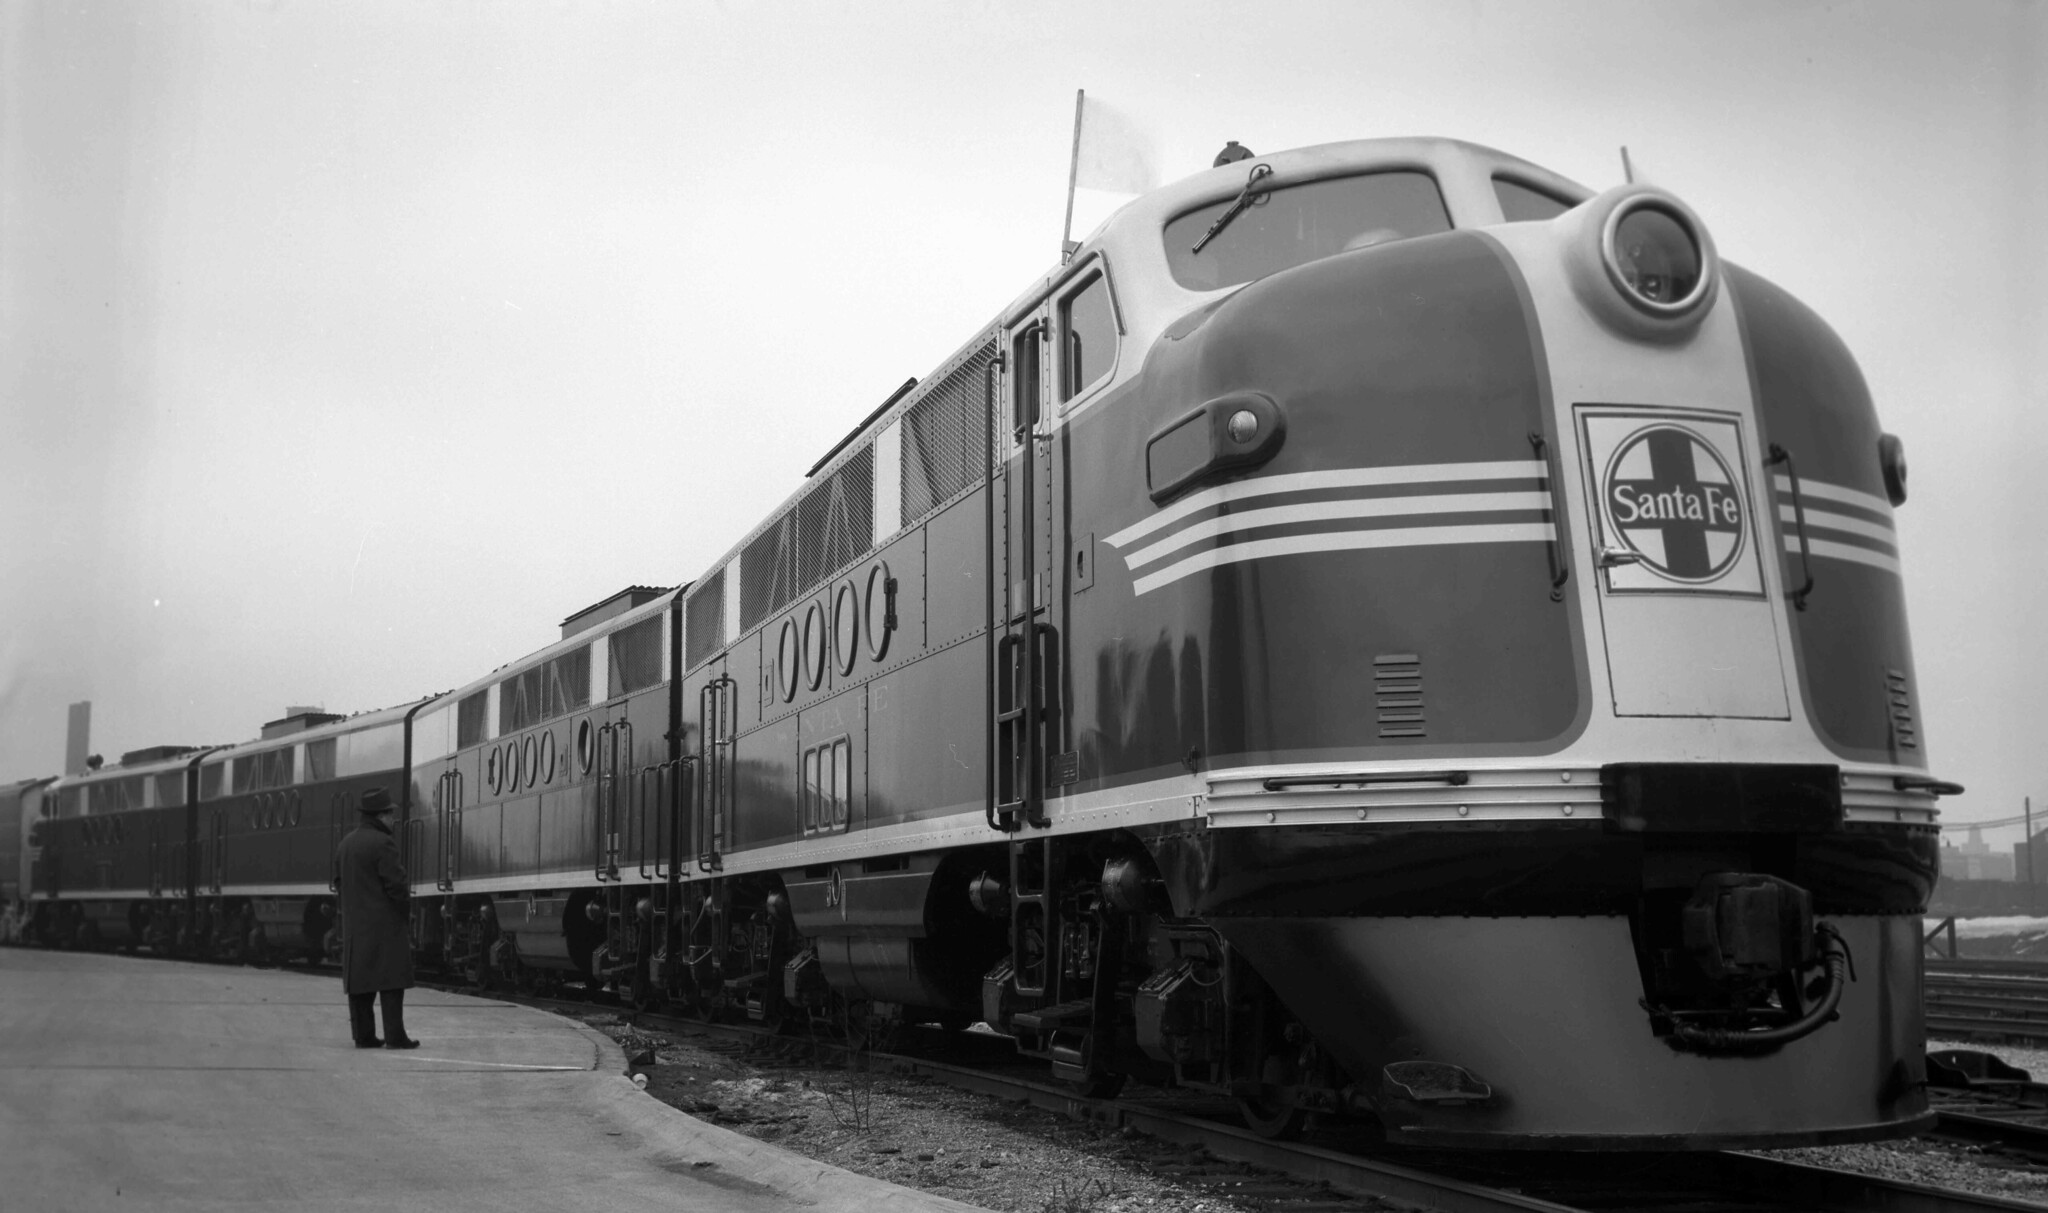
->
[216,883,331,897]
[1783,535,1901,576]
[1105,460,1546,550]
[1772,474,1893,520]
[44,889,154,901]
[452,871,609,894]
[1133,522,1555,596]
[1779,504,1896,547]
[1125,491,1553,570]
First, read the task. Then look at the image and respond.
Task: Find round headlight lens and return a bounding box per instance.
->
[1611,205,1701,307]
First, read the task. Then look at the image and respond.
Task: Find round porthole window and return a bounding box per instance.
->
[487,746,503,794]
[833,581,860,676]
[802,601,827,692]
[541,730,557,783]
[777,618,802,703]
[864,562,893,662]
[523,735,539,786]
[289,791,302,828]
[508,741,523,792]
[577,719,594,775]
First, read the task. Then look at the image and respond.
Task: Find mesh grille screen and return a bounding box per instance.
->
[901,340,998,520]
[608,615,665,696]
[457,692,487,749]
[685,569,725,668]
[799,445,875,589]
[741,514,799,633]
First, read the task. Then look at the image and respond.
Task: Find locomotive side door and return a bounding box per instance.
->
[991,307,1063,833]
[696,665,734,872]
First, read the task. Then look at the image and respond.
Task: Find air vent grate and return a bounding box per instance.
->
[684,569,725,669]
[799,445,875,590]
[900,340,999,520]
[1886,667,1917,750]
[1375,653,1425,738]
[741,514,799,632]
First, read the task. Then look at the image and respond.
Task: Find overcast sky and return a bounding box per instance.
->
[3,1,2042,838]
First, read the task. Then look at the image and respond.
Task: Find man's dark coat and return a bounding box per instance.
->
[337,814,414,994]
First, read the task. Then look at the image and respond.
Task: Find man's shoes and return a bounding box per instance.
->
[385,1036,421,1050]
[354,1037,383,1049]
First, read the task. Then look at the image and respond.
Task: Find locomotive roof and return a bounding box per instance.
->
[196,699,428,765]
[48,750,218,786]
[425,584,684,711]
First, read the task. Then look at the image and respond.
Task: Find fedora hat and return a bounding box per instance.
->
[359,787,396,814]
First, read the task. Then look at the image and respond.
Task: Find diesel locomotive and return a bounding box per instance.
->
[17,137,1951,1149]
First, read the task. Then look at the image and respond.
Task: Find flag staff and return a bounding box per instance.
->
[1061,88,1085,261]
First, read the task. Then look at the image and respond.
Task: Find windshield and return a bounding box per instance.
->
[1164,170,1452,291]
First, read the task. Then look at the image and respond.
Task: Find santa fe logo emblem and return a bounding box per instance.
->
[1598,422,1749,585]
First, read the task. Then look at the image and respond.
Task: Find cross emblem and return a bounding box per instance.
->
[1602,424,1746,582]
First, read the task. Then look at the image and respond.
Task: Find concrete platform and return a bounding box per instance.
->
[0,948,986,1212]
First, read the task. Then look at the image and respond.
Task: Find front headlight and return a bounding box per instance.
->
[1606,200,1708,314]
[1562,186,1720,342]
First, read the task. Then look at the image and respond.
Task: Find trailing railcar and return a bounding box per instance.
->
[20,705,424,960]
[25,748,208,950]
[3,777,54,910]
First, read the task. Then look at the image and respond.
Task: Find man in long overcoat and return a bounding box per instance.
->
[338,786,418,1048]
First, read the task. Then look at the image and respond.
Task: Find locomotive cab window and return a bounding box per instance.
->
[1059,270,1117,404]
[1493,176,1575,222]
[1163,170,1451,291]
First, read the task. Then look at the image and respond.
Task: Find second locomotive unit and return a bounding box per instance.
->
[24,137,1947,1150]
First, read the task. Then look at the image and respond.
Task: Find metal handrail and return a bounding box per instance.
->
[1768,444,1816,611]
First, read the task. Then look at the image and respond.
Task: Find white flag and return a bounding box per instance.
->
[1073,93,1160,195]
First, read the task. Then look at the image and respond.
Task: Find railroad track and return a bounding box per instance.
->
[1927,959,2048,1044]
[493,984,2042,1213]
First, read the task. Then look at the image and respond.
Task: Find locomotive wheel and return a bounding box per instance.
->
[1236,1055,1308,1141]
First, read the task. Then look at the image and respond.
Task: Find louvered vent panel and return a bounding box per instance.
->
[1375,653,1425,738]
[900,340,998,520]
[741,515,799,633]
[685,569,725,669]
[799,445,875,589]
[1886,667,1917,750]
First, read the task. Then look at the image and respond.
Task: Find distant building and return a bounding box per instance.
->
[1943,825,2016,882]
[2017,830,2048,885]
